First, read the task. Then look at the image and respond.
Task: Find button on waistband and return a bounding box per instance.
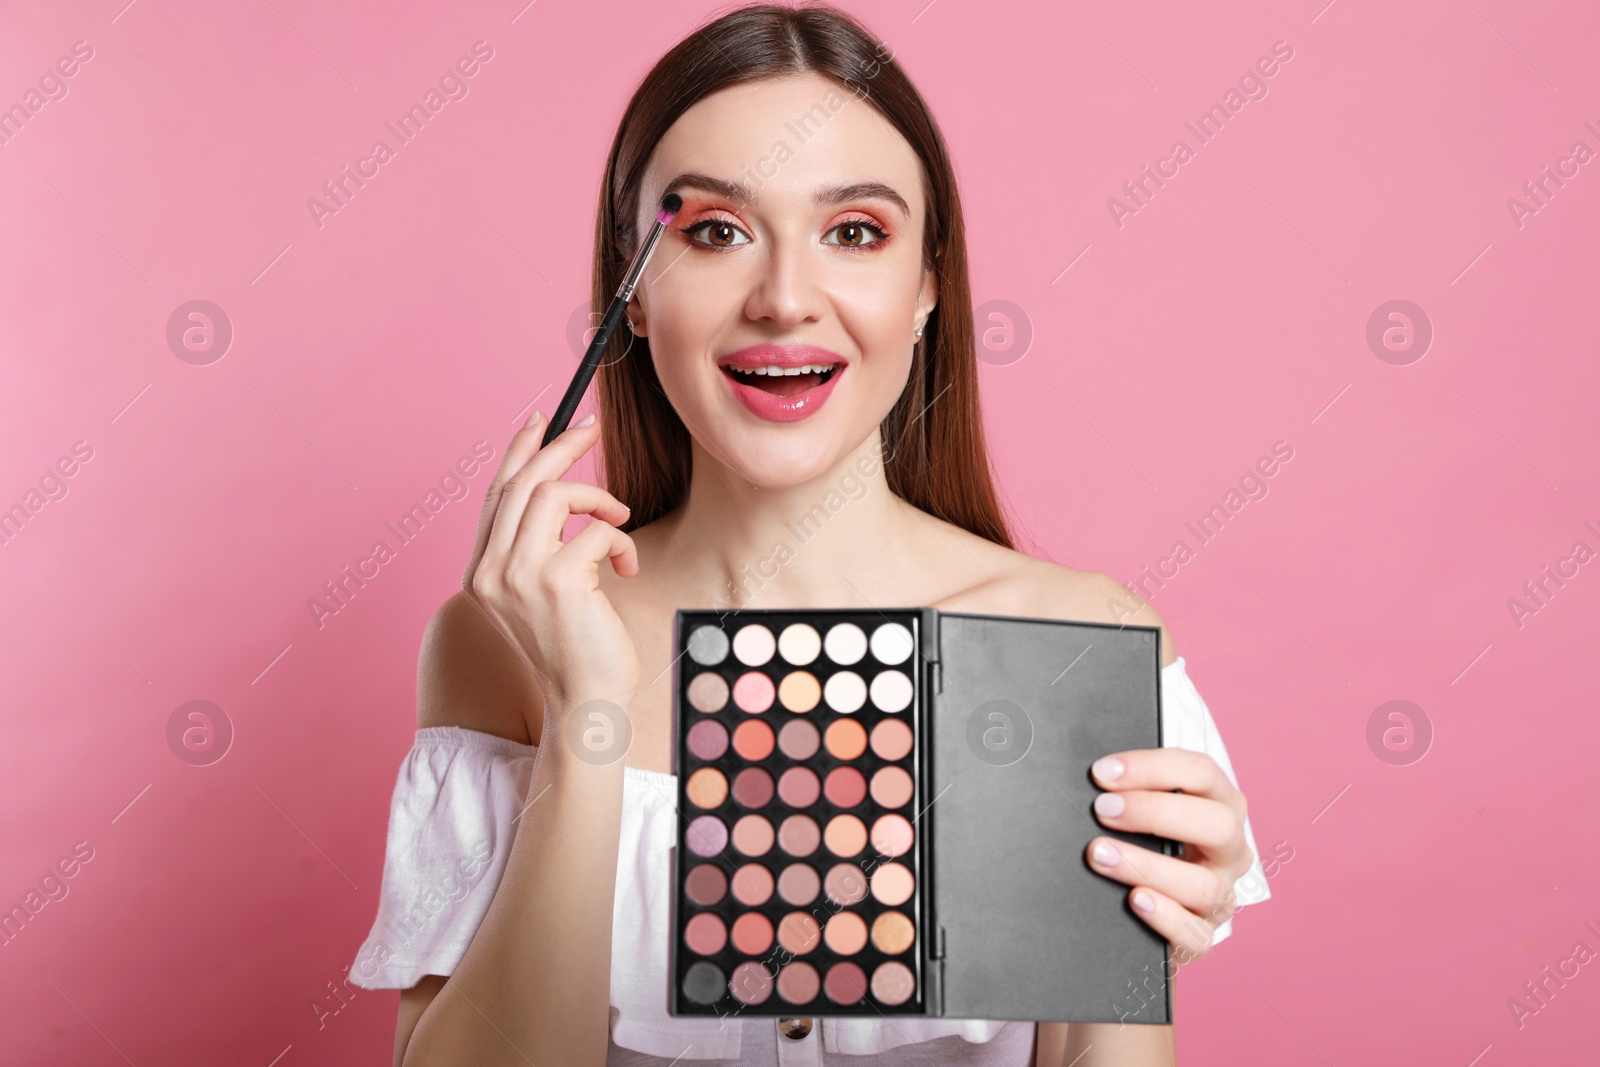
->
[779,1017,814,1040]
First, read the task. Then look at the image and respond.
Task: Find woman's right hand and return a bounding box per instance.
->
[462,411,641,729]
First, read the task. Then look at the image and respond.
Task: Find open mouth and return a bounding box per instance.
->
[721,363,841,398]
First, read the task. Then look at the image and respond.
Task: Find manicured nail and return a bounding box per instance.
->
[524,409,544,428]
[576,413,596,428]
[1093,756,1124,782]
[1094,792,1125,818]
[1132,890,1156,914]
[1092,840,1121,867]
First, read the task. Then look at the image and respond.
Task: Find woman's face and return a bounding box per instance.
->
[633,73,937,488]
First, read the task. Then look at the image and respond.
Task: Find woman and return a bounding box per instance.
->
[349,5,1269,1065]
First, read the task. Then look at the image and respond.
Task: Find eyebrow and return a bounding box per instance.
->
[661,172,911,219]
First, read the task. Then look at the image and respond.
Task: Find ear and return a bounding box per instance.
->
[915,264,939,333]
[628,294,648,338]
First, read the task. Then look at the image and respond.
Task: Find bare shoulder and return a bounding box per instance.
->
[415,591,540,744]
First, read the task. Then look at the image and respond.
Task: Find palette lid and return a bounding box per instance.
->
[926,612,1171,1023]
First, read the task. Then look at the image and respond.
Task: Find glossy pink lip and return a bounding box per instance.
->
[717,344,846,423]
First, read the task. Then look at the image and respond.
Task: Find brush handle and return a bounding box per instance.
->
[543,294,628,445]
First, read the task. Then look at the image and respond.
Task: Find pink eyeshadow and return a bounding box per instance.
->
[733,671,776,713]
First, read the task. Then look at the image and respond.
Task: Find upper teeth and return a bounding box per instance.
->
[729,364,836,376]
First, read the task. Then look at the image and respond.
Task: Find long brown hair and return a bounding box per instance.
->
[593,1,1013,549]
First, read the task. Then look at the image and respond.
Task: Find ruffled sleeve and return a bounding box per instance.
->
[1160,657,1272,946]
[347,726,539,989]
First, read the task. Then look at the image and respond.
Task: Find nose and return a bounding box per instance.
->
[741,229,825,332]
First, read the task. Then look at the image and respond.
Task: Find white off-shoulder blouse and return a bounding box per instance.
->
[348,656,1271,1064]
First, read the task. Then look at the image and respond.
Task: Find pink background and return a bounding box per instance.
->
[2,0,1597,1063]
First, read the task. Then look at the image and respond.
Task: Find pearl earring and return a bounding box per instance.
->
[914,324,924,339]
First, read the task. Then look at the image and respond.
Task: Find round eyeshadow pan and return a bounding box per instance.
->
[684,864,727,906]
[871,911,916,955]
[687,672,729,713]
[683,961,726,1005]
[732,767,775,808]
[778,814,821,856]
[824,718,868,760]
[686,767,728,809]
[730,961,774,1005]
[733,671,776,713]
[731,863,775,905]
[778,912,821,955]
[871,862,915,906]
[732,911,775,954]
[869,670,913,712]
[732,720,775,761]
[824,766,867,808]
[686,719,729,760]
[778,671,821,712]
[872,961,916,1006]
[870,719,913,761]
[732,814,774,857]
[778,623,821,665]
[686,816,727,857]
[871,814,914,858]
[685,912,727,955]
[825,961,868,1005]
[824,623,868,665]
[870,766,914,808]
[824,814,867,858]
[823,671,867,713]
[687,626,729,666]
[778,961,820,1004]
[870,622,915,665]
[777,767,821,808]
[823,911,868,955]
[778,719,820,760]
[777,863,821,905]
[732,624,776,666]
[825,863,869,905]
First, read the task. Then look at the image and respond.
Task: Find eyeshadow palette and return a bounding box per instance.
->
[668,607,1177,1024]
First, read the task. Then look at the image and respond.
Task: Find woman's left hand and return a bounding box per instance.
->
[1085,748,1255,963]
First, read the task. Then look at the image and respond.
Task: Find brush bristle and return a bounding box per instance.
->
[657,192,682,223]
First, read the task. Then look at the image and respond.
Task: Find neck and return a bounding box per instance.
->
[660,428,913,609]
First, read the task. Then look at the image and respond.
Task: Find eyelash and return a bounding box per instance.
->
[678,214,892,252]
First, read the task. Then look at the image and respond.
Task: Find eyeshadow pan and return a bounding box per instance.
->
[778,814,821,856]
[825,863,868,905]
[824,911,868,955]
[824,814,867,858]
[869,766,914,808]
[730,961,774,1005]
[824,766,867,808]
[732,767,774,807]
[869,670,913,713]
[732,624,776,666]
[732,911,775,954]
[778,623,821,665]
[871,911,916,955]
[684,864,727,906]
[732,814,774,856]
[733,671,776,713]
[777,768,821,808]
[731,863,774,905]
[871,814,914,858]
[683,961,726,1005]
[870,862,915,906]
[825,961,867,1005]
[824,622,868,665]
[778,912,821,955]
[778,961,820,1004]
[777,862,820,905]
[871,961,916,1006]
[687,626,729,665]
[777,719,820,759]
[824,719,868,760]
[823,671,867,713]
[686,816,727,857]
[686,719,729,760]
[686,767,728,809]
[685,912,727,955]
[870,718,913,761]
[732,720,774,761]
[778,671,821,712]
[870,622,915,665]
[687,672,730,713]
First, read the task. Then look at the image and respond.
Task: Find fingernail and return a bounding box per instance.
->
[1092,756,1124,782]
[1132,890,1156,914]
[1092,840,1121,867]
[575,413,596,428]
[525,409,544,428]
[1094,792,1125,818]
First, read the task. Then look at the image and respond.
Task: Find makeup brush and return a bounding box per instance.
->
[542,191,683,445]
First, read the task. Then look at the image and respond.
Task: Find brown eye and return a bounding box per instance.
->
[823,220,888,249]
[684,219,751,248]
